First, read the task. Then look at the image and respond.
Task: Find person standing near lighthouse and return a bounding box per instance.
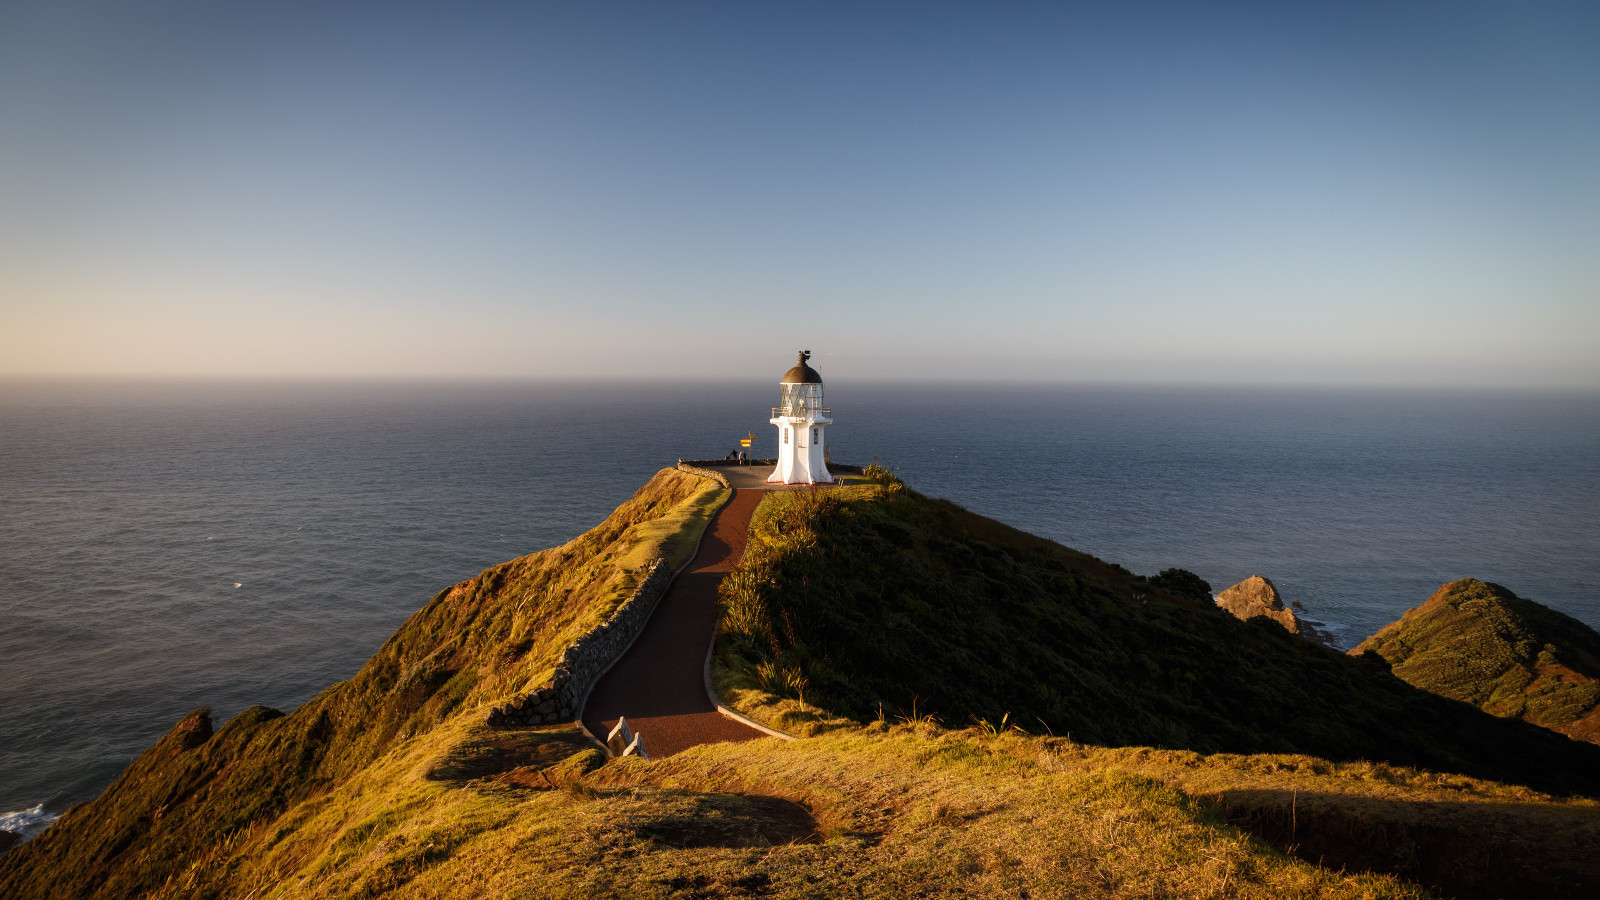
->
[768,351,834,485]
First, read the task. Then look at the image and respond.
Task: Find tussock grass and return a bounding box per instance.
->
[615,474,728,572]
[188,722,1458,899]
[8,467,1598,899]
[0,467,724,900]
[69,713,1600,898]
[713,479,1600,797]
[1357,578,1600,744]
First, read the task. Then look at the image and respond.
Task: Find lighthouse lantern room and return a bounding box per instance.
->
[768,350,834,485]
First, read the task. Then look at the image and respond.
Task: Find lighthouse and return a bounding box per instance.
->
[768,350,834,485]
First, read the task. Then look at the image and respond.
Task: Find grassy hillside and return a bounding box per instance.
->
[0,468,726,900]
[1355,579,1600,744]
[8,468,1600,899]
[16,711,1598,900]
[713,473,1600,796]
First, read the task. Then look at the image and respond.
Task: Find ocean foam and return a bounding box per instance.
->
[0,804,60,840]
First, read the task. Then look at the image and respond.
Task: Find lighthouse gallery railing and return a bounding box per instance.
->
[771,406,831,419]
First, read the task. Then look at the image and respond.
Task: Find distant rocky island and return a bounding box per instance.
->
[1210,574,1334,647]
[4,467,1598,899]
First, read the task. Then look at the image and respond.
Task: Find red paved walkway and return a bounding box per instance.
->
[582,487,769,756]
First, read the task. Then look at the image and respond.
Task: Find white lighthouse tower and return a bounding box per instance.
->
[768,350,834,485]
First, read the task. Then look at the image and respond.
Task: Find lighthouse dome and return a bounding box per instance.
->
[780,351,823,384]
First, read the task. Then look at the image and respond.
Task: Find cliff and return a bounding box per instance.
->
[4,470,1599,900]
[1356,578,1600,745]
[0,467,726,900]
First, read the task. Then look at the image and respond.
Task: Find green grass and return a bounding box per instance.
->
[713,478,1600,796]
[1356,578,1600,744]
[9,467,1600,899]
[615,475,728,571]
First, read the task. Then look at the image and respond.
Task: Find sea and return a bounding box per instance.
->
[3,379,1598,836]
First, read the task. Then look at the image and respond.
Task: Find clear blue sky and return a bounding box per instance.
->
[2,1,1596,386]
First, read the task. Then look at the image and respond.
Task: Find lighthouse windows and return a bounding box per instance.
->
[778,383,825,417]
[768,352,835,486]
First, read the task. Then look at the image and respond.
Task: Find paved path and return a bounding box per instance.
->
[581,482,771,757]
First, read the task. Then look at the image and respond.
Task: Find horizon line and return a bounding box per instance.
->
[3,373,1598,396]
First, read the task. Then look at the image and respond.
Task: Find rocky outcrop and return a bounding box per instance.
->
[1216,576,1301,634]
[1215,576,1339,648]
[169,708,213,757]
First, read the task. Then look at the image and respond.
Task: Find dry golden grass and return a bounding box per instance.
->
[0,467,726,900]
[10,468,1598,900]
[178,719,1471,900]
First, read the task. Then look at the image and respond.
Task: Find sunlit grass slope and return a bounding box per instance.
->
[1356,578,1600,744]
[231,724,1481,899]
[6,467,1599,900]
[713,472,1600,796]
[24,715,1600,899]
[0,468,725,900]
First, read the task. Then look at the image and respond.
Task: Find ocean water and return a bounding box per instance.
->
[3,380,1598,831]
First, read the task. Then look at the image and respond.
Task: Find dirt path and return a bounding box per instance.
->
[581,486,769,757]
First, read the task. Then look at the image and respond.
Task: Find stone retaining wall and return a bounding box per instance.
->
[678,458,776,470]
[486,458,863,733]
[679,458,865,475]
[486,558,673,728]
[675,461,733,487]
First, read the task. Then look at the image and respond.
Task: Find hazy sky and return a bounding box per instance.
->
[2,1,1596,386]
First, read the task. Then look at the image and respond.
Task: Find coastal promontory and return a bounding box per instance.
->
[1356,578,1600,745]
[4,469,1599,900]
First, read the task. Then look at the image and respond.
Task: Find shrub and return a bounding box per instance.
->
[1147,568,1214,605]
